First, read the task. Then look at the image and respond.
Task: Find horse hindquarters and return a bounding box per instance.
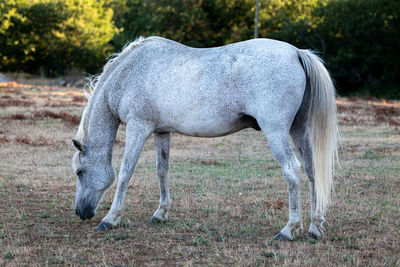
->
[256,94,305,240]
[251,51,306,240]
[255,49,338,240]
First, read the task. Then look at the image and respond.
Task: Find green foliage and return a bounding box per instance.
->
[110,0,400,98]
[315,0,400,98]
[112,0,254,49]
[261,0,400,98]
[258,0,324,36]
[0,0,117,75]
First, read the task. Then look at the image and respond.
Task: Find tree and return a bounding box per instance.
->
[0,0,118,75]
[254,0,260,38]
[253,0,399,98]
[112,0,254,49]
[312,0,400,97]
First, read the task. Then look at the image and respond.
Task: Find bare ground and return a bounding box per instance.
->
[0,81,399,266]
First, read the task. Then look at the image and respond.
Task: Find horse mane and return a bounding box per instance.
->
[74,36,147,143]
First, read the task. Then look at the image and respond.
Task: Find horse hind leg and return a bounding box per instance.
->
[260,122,303,240]
[150,133,172,223]
[291,124,325,239]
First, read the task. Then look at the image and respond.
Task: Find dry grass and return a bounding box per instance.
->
[0,81,400,266]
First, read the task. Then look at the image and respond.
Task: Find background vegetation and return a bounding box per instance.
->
[0,0,399,98]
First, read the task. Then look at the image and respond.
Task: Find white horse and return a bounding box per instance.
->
[72,36,338,240]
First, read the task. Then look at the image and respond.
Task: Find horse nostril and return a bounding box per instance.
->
[75,209,79,216]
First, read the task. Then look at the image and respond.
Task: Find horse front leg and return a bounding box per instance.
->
[97,122,153,230]
[150,132,171,223]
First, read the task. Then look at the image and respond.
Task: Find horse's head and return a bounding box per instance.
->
[72,139,115,220]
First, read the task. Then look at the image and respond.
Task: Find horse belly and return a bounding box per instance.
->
[158,110,257,137]
[174,120,245,137]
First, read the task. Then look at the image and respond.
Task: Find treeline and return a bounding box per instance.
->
[0,0,399,98]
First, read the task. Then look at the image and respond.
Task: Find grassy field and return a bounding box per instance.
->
[0,81,399,266]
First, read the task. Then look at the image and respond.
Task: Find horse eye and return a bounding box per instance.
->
[76,170,83,176]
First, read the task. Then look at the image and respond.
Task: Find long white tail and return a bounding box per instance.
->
[297,49,339,214]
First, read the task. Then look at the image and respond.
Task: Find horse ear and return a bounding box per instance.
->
[72,139,86,153]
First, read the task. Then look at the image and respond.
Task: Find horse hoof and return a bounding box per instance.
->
[149,216,166,224]
[274,233,293,241]
[96,222,113,231]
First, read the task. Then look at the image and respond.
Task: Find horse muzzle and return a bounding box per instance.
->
[75,204,95,220]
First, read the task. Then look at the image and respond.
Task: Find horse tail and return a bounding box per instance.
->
[297,49,339,214]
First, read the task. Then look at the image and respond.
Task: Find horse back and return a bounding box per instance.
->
[107,37,306,136]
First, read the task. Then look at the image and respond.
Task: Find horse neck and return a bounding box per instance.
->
[85,90,120,159]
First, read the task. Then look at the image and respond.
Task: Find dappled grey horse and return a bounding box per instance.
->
[72,36,338,240]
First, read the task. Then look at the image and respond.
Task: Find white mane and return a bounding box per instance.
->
[74,36,147,143]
